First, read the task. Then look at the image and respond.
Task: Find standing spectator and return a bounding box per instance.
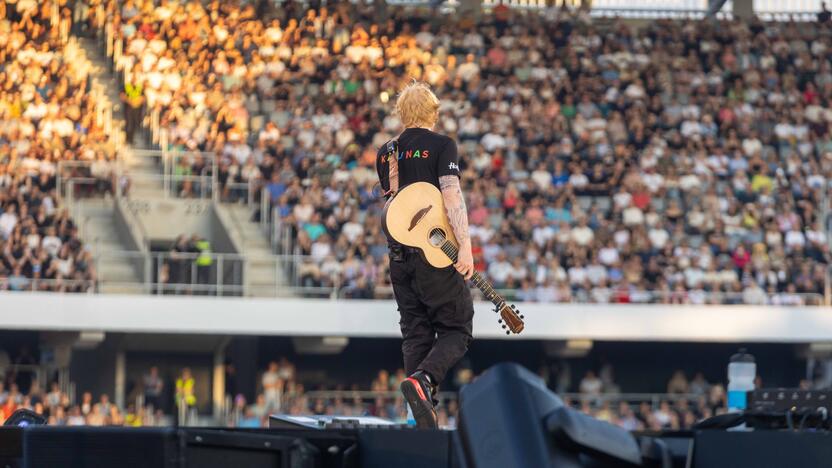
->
[579,371,603,397]
[121,73,145,144]
[143,366,164,410]
[689,372,710,396]
[262,361,283,412]
[667,370,689,394]
[175,368,196,411]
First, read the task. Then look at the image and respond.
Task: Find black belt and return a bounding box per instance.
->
[389,243,421,261]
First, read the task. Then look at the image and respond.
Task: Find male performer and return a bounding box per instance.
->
[376,82,475,429]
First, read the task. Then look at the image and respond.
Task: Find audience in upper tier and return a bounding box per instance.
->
[0,1,109,292]
[105,1,830,304]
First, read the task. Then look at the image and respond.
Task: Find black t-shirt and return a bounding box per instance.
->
[376,127,460,195]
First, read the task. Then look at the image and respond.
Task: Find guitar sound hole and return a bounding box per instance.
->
[429,228,446,247]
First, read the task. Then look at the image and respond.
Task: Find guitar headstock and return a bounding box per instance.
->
[497,303,524,335]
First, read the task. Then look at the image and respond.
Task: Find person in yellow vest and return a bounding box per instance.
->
[175,367,197,408]
[124,404,143,427]
[120,64,145,145]
[193,235,213,293]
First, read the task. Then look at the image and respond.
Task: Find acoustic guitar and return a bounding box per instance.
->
[382,182,525,335]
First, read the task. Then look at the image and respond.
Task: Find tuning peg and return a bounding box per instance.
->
[506,331,510,335]
[511,304,516,309]
[498,319,502,323]
[501,325,506,329]
[520,315,525,319]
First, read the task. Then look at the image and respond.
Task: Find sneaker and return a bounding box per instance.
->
[400,371,438,429]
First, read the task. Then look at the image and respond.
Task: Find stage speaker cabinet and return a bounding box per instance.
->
[457,362,642,468]
[16,426,318,468]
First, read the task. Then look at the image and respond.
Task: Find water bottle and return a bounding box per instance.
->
[727,349,756,412]
[406,404,416,426]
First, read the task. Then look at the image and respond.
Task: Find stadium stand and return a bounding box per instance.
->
[0,1,119,292]
[99,1,830,304]
[0,347,730,431]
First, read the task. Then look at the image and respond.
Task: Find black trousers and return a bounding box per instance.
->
[124,104,143,144]
[390,250,474,385]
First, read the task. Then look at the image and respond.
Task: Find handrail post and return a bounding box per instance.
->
[217,255,223,297]
[248,177,255,208]
[191,257,197,294]
[212,153,219,202]
[826,265,831,306]
[261,188,269,232]
[164,152,171,198]
[57,162,64,200]
[144,252,153,294]
[241,258,248,297]
[275,257,280,298]
[156,253,164,295]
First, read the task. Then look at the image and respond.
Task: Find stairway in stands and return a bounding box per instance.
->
[67,39,147,294]
[217,204,285,297]
[76,38,163,197]
[75,38,289,297]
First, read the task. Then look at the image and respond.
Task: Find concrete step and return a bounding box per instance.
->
[242,240,271,251]
[214,202,292,297]
[98,261,140,279]
[99,283,147,295]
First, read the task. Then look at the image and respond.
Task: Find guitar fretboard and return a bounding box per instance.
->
[438,239,504,307]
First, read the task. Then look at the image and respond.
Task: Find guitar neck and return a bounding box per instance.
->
[438,240,505,307]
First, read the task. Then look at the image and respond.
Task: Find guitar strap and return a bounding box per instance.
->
[384,136,400,198]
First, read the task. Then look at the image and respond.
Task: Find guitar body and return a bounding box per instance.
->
[382,182,458,269]
[382,181,525,335]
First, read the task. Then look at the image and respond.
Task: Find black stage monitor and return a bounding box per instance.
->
[457,362,642,468]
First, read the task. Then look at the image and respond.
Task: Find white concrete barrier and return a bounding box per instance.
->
[2,292,832,342]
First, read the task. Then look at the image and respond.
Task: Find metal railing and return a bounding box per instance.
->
[0,278,97,293]
[302,389,705,412]
[480,0,821,20]
[5,244,827,303]
[91,250,246,296]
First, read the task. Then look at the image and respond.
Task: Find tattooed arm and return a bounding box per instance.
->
[439,175,474,280]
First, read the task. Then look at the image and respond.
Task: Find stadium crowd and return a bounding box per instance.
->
[0,350,746,431]
[0,1,115,292]
[103,1,831,304]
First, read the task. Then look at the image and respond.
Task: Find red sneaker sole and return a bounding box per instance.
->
[401,379,438,429]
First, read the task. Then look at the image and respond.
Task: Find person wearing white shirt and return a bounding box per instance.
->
[806,223,827,247]
[784,229,806,251]
[41,227,62,257]
[622,206,644,226]
[310,237,332,263]
[568,170,589,191]
[568,265,588,286]
[598,243,620,266]
[341,217,364,243]
[261,362,283,411]
[0,206,17,239]
[585,260,608,285]
[648,227,670,249]
[532,223,555,248]
[531,164,552,190]
[570,219,594,246]
[535,282,558,303]
[487,253,513,287]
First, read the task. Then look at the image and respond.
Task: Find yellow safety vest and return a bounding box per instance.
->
[175,377,196,406]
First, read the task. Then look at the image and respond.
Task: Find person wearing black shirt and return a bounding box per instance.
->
[376,82,474,429]
[820,2,831,22]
